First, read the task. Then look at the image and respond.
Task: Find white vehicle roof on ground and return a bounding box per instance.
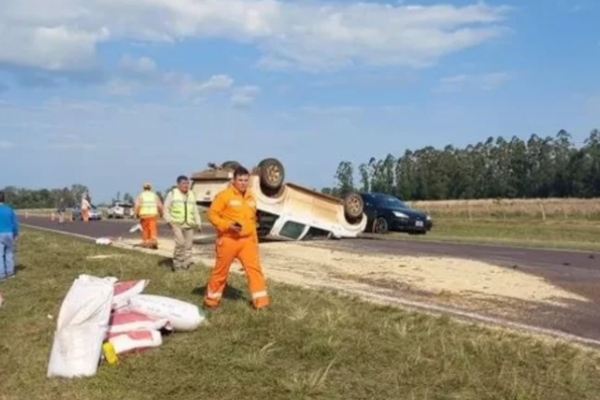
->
[190,158,367,240]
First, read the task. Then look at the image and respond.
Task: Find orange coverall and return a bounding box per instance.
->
[205,185,269,309]
[134,192,163,248]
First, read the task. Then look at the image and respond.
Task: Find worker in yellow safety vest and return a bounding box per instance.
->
[163,175,202,271]
[134,182,163,249]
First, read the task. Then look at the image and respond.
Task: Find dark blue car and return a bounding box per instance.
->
[360,192,433,235]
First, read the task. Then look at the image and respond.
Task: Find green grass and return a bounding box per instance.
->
[392,218,600,252]
[2,228,600,400]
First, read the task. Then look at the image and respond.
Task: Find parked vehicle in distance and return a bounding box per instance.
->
[71,205,103,221]
[190,158,367,241]
[106,202,134,219]
[360,192,432,235]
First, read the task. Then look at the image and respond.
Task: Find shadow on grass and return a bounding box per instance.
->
[15,264,27,272]
[157,257,172,269]
[191,284,246,302]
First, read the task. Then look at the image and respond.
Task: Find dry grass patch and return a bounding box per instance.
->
[409,197,600,220]
[394,217,600,251]
[1,228,600,400]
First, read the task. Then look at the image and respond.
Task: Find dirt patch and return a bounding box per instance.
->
[257,242,587,307]
[118,238,586,307]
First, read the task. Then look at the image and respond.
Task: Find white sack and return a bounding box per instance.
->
[120,294,206,332]
[108,311,171,334]
[112,280,149,309]
[108,330,162,354]
[47,274,116,378]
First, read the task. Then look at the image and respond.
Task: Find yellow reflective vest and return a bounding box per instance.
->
[170,188,197,226]
[138,191,159,217]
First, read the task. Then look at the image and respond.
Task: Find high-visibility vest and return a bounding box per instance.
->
[138,191,158,216]
[170,188,197,226]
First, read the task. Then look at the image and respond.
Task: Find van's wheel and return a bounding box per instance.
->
[373,217,389,234]
[343,192,364,222]
[221,161,241,170]
[258,158,285,190]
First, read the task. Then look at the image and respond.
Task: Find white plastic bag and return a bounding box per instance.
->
[129,223,142,233]
[95,238,112,245]
[47,275,116,378]
[120,294,206,332]
[108,330,163,355]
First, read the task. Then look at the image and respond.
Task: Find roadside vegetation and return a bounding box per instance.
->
[397,217,600,251]
[324,129,600,200]
[2,228,600,400]
[389,198,600,251]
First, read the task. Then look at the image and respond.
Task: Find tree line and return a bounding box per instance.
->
[1,184,91,209]
[322,129,600,200]
[0,185,170,209]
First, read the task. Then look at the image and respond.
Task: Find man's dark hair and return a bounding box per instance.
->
[233,166,250,178]
[177,175,189,184]
[0,191,4,203]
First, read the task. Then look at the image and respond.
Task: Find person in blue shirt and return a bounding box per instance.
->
[0,191,19,281]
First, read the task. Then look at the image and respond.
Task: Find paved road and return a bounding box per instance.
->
[20,215,600,347]
[20,216,216,239]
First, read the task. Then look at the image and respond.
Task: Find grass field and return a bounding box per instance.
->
[396,217,600,252]
[396,198,600,251]
[2,228,600,399]
[409,198,600,220]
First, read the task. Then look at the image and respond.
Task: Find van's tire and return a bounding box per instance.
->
[221,161,241,170]
[343,192,364,222]
[258,158,285,190]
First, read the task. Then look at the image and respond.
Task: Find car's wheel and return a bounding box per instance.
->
[342,192,364,222]
[373,217,389,234]
[258,158,285,190]
[221,160,241,170]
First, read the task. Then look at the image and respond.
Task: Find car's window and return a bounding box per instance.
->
[279,221,306,239]
[360,194,374,205]
[373,194,409,209]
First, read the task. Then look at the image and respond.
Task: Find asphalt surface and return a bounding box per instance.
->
[19,215,600,347]
[20,216,216,239]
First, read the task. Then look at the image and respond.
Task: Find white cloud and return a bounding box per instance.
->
[434,72,511,92]
[0,141,14,149]
[166,73,234,97]
[119,54,157,75]
[231,85,261,107]
[0,0,511,73]
[106,55,236,99]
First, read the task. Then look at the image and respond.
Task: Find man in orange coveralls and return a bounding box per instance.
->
[204,166,270,310]
[134,182,163,249]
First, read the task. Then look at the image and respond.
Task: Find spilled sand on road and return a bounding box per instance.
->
[117,238,587,307]
[257,242,587,306]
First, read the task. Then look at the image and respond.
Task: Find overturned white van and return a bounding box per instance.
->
[190,158,367,241]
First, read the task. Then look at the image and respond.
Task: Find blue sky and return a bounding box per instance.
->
[0,0,598,201]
